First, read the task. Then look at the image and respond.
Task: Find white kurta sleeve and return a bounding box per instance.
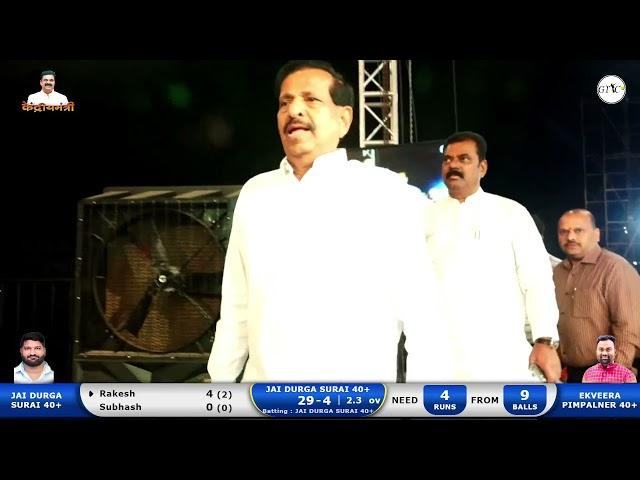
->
[393,185,454,382]
[208,194,250,382]
[511,204,559,342]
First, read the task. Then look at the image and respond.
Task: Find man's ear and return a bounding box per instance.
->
[479,158,488,179]
[339,106,353,139]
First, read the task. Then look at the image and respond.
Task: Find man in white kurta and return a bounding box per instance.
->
[208,61,449,382]
[27,70,68,106]
[425,131,561,382]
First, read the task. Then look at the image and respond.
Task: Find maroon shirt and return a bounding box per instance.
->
[554,245,640,368]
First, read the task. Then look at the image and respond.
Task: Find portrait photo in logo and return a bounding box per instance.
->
[21,69,76,112]
[597,75,626,104]
[14,331,54,384]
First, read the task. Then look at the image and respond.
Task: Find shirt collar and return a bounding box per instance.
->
[597,361,617,371]
[560,244,602,270]
[582,244,602,264]
[15,361,52,376]
[280,149,348,177]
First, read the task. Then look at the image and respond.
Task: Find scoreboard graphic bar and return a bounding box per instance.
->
[0,383,639,418]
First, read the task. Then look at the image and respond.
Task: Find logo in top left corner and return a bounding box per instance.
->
[21,68,76,112]
[597,75,626,104]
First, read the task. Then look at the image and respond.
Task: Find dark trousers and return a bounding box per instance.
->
[397,333,407,382]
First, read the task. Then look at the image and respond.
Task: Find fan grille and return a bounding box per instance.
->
[102,212,225,352]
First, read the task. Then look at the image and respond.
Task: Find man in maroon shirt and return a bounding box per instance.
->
[554,208,640,382]
[582,335,636,383]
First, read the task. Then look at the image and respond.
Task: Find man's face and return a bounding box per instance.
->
[277,68,352,164]
[40,75,55,94]
[442,140,487,201]
[20,340,46,367]
[557,212,600,261]
[596,340,615,366]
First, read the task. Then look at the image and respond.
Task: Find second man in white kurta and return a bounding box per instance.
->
[425,131,561,382]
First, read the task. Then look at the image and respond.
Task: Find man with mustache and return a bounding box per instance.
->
[554,209,640,382]
[14,332,54,384]
[424,131,561,382]
[582,335,636,383]
[208,60,449,382]
[27,70,68,106]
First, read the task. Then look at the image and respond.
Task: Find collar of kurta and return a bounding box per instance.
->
[280,148,347,177]
[446,186,485,205]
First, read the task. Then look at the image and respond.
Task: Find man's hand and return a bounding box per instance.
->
[529,343,561,382]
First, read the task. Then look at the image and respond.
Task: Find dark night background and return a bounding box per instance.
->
[1,59,639,382]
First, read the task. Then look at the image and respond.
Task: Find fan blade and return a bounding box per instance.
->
[127,218,171,268]
[149,219,171,267]
[182,272,223,296]
[121,283,159,336]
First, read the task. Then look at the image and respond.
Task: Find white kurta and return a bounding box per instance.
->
[27,90,68,105]
[425,188,559,381]
[209,149,450,382]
